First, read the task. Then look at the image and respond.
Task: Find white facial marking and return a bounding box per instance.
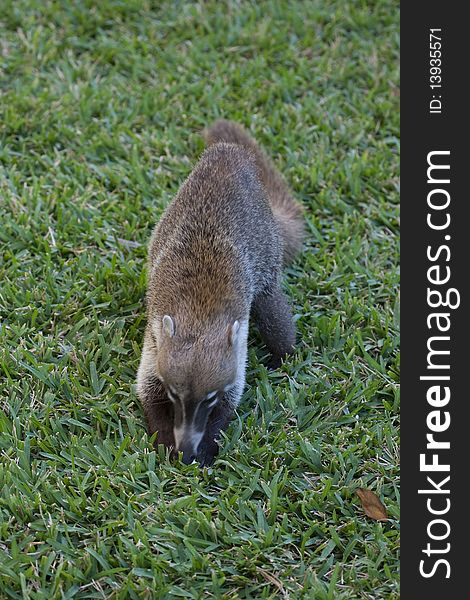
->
[167,385,180,399]
[188,429,204,451]
[173,422,204,454]
[173,424,184,448]
[167,390,178,403]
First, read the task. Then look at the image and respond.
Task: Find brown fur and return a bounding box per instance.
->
[203,120,305,264]
[137,120,304,465]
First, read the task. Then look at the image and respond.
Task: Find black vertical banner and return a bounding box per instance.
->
[402,3,466,598]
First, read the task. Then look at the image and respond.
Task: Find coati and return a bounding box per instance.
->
[136,120,304,466]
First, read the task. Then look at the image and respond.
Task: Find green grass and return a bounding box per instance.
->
[0,1,399,598]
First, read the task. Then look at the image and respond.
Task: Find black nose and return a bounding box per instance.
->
[179,442,197,464]
[181,451,196,465]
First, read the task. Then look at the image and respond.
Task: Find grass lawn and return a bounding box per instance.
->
[0,1,399,598]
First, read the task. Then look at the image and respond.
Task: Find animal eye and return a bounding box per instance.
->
[203,392,219,408]
[166,387,179,403]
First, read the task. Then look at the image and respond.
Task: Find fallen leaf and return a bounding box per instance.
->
[356,488,388,521]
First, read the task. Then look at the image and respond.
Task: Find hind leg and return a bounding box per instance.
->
[252,286,296,368]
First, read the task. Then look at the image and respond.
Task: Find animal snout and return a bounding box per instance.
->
[178,440,198,464]
[174,424,204,464]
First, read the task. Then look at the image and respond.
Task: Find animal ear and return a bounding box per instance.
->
[162,315,175,338]
[228,320,240,346]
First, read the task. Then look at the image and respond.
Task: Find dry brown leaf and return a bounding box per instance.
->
[356,488,388,521]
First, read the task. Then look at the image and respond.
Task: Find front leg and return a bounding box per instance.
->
[140,376,175,450]
[136,331,175,452]
[196,398,235,466]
